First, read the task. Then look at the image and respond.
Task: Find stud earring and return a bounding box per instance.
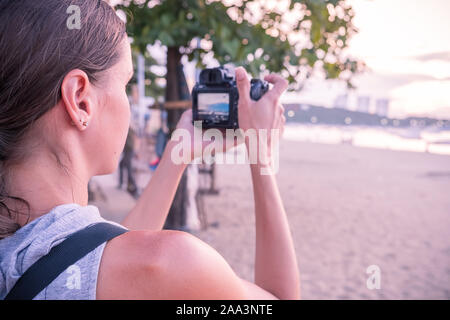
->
[79,119,89,127]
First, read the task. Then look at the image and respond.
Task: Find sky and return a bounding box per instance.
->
[283,0,450,119]
[350,0,450,119]
[112,0,450,119]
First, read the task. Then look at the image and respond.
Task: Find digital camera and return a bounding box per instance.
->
[192,67,269,129]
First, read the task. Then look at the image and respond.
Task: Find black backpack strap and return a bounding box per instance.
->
[4,222,128,300]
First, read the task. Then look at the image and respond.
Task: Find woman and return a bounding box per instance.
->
[0,0,299,299]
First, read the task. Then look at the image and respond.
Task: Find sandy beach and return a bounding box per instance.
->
[93,139,450,299]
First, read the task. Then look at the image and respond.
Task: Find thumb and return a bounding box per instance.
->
[235,67,250,107]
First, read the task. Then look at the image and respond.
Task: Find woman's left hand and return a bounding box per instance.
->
[174,109,244,163]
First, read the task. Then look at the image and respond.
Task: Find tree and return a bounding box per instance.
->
[116,0,363,230]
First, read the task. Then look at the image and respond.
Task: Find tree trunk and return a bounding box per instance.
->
[163,47,190,230]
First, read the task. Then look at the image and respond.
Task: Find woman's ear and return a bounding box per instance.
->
[61,69,93,131]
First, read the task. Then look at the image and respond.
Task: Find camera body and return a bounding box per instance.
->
[192,67,269,129]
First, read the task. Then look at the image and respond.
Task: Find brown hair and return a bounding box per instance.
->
[0,0,126,239]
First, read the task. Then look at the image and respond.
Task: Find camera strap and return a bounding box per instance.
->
[4,222,128,300]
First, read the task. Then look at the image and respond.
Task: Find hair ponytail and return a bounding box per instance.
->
[0,162,21,238]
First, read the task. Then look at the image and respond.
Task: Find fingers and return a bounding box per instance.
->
[175,108,193,131]
[264,73,289,102]
[181,108,193,124]
[275,104,285,138]
[182,108,192,118]
[178,108,192,122]
[279,103,285,116]
[274,103,284,123]
[270,103,284,137]
[235,67,251,107]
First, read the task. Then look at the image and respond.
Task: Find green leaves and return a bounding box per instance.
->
[116,0,364,92]
[311,21,322,44]
[159,31,175,46]
[160,13,171,28]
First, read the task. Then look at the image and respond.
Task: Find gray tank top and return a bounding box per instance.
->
[0,203,126,300]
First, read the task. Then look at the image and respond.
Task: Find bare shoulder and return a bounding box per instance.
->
[96,229,277,300]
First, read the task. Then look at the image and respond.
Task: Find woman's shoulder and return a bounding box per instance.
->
[96,229,249,300]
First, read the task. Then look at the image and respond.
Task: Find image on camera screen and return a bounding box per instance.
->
[197,92,229,121]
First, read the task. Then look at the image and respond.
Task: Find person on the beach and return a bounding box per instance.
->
[118,127,139,198]
[0,0,299,300]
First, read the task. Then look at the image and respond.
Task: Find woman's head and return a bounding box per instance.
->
[0,0,131,238]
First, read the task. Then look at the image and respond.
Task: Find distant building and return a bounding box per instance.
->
[375,99,389,117]
[333,94,348,109]
[357,96,371,113]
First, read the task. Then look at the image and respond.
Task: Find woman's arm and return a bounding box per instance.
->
[250,163,300,299]
[236,67,299,299]
[121,140,187,230]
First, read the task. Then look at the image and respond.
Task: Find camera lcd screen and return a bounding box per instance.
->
[197,92,229,121]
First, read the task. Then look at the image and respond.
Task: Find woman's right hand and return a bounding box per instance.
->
[235,67,287,164]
